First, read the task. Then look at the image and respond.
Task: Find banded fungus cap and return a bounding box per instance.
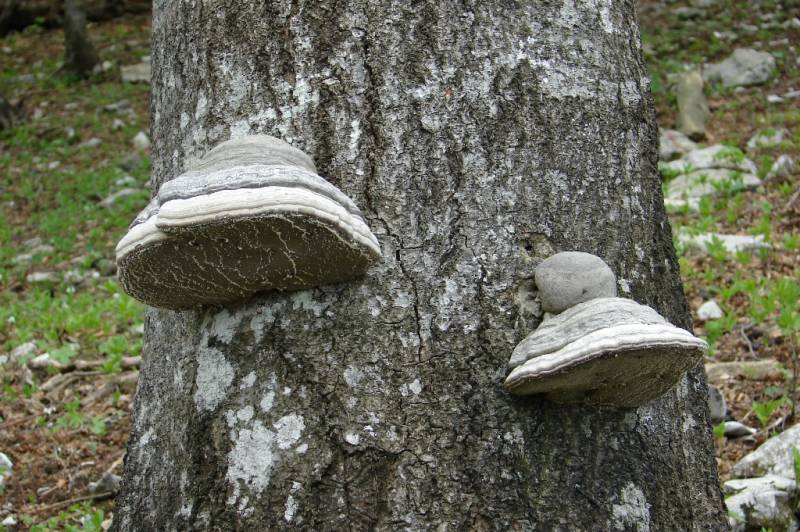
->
[115,135,381,309]
[504,297,706,407]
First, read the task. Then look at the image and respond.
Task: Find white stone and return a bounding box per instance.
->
[659,129,698,161]
[766,155,795,180]
[132,131,151,151]
[724,475,797,532]
[121,62,151,83]
[697,300,723,321]
[662,144,757,174]
[747,128,787,150]
[703,48,776,87]
[677,232,768,255]
[733,424,800,480]
[26,271,59,284]
[724,421,757,438]
[0,451,12,488]
[100,188,142,208]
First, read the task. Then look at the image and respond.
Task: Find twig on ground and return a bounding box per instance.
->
[33,491,114,513]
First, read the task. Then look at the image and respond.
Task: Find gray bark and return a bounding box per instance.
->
[113,1,727,530]
[62,0,98,78]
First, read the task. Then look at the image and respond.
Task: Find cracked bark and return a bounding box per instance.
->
[113,1,726,530]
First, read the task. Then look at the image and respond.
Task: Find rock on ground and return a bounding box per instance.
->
[120,60,151,83]
[733,424,800,480]
[705,359,784,384]
[659,129,698,161]
[707,384,727,424]
[766,155,795,180]
[698,300,723,320]
[723,475,798,532]
[675,70,708,141]
[99,187,143,208]
[677,231,768,255]
[747,128,788,150]
[703,48,776,87]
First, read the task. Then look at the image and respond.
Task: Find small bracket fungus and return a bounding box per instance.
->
[115,135,381,309]
[534,251,617,313]
[505,253,706,407]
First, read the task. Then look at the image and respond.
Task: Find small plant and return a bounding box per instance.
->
[713,421,727,440]
[706,236,729,263]
[752,397,786,428]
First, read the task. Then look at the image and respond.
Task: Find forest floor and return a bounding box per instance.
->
[0,2,798,530]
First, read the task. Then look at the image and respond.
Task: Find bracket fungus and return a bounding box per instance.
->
[115,135,381,309]
[505,253,706,407]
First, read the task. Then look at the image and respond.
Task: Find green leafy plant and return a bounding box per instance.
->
[713,421,727,440]
[752,397,786,428]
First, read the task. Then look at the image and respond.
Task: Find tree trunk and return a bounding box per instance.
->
[0,0,149,37]
[62,0,98,78]
[113,1,727,530]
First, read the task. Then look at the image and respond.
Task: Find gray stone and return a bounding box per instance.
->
[1,515,17,529]
[659,129,698,161]
[706,359,784,384]
[662,144,758,174]
[677,231,768,254]
[725,421,757,438]
[23,237,42,248]
[733,424,800,480]
[724,475,798,532]
[121,62,151,83]
[112,118,125,131]
[533,251,617,314]
[747,128,787,150]
[132,131,151,151]
[707,384,727,423]
[766,155,795,180]
[704,48,776,87]
[664,168,761,208]
[698,300,723,320]
[9,341,36,362]
[118,152,144,172]
[784,89,800,99]
[96,258,117,276]
[675,70,708,141]
[104,100,131,113]
[26,271,60,284]
[88,472,122,494]
[79,137,102,149]
[99,188,143,208]
[767,94,784,104]
[115,175,138,187]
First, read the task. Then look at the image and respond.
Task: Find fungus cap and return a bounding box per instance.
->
[115,135,381,309]
[504,297,706,407]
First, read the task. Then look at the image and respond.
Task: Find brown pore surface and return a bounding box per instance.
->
[506,344,706,408]
[118,213,377,309]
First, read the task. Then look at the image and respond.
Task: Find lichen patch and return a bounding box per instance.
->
[193,347,235,412]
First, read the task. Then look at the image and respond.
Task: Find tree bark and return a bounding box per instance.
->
[113,1,727,530]
[62,0,98,78]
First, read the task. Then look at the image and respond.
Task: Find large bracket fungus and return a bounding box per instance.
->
[505,252,706,407]
[116,135,381,309]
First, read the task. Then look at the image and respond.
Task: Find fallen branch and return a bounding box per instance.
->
[34,491,114,513]
[29,356,141,373]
